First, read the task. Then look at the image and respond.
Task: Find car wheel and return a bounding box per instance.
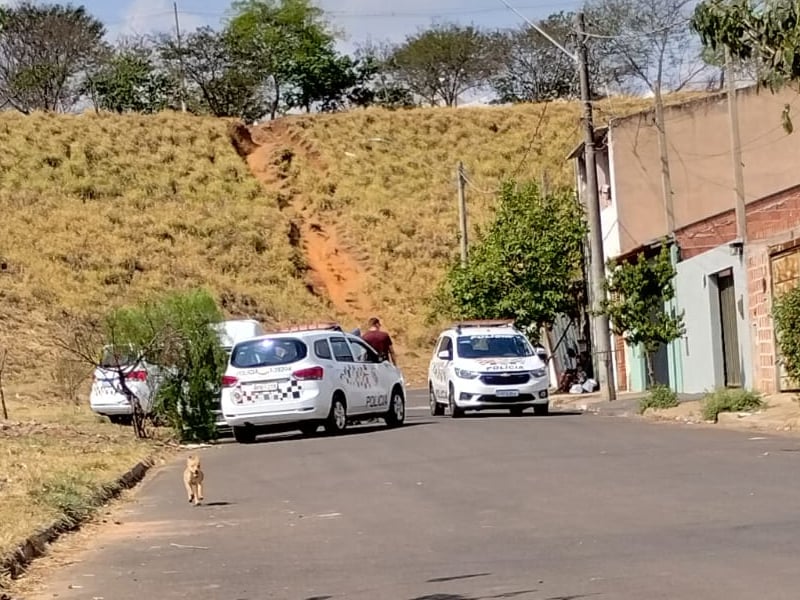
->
[325,394,348,434]
[385,388,406,428]
[534,403,549,416]
[233,425,257,444]
[300,423,319,437]
[510,407,525,416]
[429,384,445,416]
[448,386,464,419]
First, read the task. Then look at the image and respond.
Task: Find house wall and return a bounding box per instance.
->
[675,184,800,393]
[675,247,751,393]
[611,86,800,256]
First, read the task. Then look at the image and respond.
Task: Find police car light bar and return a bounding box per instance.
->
[452,319,515,329]
[272,322,343,333]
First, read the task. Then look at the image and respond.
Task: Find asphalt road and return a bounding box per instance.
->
[27,390,800,600]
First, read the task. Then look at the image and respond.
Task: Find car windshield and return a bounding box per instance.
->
[230,338,307,368]
[456,334,533,359]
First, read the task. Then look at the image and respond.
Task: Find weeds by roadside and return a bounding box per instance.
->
[638,384,679,414]
[701,388,764,422]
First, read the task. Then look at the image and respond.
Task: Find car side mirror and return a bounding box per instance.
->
[437,350,451,361]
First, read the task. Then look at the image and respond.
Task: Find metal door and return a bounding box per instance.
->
[717,270,742,387]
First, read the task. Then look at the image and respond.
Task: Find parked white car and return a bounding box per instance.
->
[89,345,163,424]
[428,320,550,417]
[220,323,407,443]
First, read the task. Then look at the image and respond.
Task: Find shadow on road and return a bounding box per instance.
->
[459,410,583,419]
[409,593,597,600]
[427,573,491,583]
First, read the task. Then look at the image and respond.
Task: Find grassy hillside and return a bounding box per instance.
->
[0,111,323,383]
[0,95,702,388]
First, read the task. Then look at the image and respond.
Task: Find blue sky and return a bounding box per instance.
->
[18,0,583,50]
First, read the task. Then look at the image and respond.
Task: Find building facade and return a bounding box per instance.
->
[571,85,800,394]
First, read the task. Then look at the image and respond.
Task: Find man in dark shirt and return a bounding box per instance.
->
[361,317,397,365]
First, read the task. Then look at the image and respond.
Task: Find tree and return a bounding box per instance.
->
[771,284,800,388]
[601,244,685,387]
[351,40,416,109]
[434,181,587,331]
[390,24,499,107]
[283,39,357,112]
[227,0,335,119]
[492,11,617,103]
[159,27,266,122]
[0,2,106,113]
[585,0,709,94]
[692,0,800,121]
[85,39,176,114]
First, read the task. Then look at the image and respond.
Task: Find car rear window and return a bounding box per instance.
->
[230,338,307,368]
[99,346,138,368]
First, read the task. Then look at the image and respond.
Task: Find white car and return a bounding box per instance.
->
[428,320,550,417]
[89,345,163,424]
[210,319,266,431]
[220,323,407,444]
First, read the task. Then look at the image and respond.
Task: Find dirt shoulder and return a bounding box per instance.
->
[0,384,170,589]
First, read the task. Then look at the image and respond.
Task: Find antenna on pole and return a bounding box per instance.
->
[173,1,187,113]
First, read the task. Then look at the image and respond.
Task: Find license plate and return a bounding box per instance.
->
[496,389,520,398]
[253,382,278,392]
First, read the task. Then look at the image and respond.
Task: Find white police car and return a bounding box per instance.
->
[428,320,550,417]
[220,323,407,443]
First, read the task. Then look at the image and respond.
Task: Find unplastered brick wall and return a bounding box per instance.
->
[675,185,800,259]
[747,247,776,393]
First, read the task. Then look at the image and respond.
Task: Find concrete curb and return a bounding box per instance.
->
[0,456,158,584]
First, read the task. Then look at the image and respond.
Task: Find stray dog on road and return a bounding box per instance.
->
[183,455,204,506]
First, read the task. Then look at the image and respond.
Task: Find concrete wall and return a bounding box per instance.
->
[676,246,752,393]
[610,86,800,256]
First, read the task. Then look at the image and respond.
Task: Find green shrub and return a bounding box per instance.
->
[701,388,764,422]
[772,285,800,384]
[107,288,226,442]
[638,384,679,414]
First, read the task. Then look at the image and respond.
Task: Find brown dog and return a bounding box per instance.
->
[183,455,204,506]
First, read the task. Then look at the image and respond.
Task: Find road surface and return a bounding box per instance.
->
[25,391,800,600]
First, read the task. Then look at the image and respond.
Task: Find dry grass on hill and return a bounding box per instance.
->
[0,111,323,383]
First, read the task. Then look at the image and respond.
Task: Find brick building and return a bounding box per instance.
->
[571,85,800,394]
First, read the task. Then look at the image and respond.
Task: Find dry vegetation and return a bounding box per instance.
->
[0,386,164,572]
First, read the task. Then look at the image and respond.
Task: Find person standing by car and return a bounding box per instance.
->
[361,317,397,365]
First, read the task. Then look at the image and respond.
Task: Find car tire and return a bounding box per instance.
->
[385,387,406,428]
[448,385,464,419]
[233,425,257,444]
[324,394,348,435]
[300,423,319,437]
[534,403,549,416]
[429,384,445,416]
[108,415,132,426]
[510,407,525,416]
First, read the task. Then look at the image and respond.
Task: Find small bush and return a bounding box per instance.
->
[638,384,679,414]
[772,285,800,384]
[701,388,764,422]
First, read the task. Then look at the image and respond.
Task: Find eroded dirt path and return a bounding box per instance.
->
[244,120,374,321]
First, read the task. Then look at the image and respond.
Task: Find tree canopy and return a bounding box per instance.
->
[434,181,587,331]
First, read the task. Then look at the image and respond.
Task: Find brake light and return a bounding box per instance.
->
[125,370,147,381]
[293,366,324,380]
[221,375,239,388]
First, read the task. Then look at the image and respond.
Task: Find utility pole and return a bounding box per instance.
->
[652,86,675,234]
[576,12,616,401]
[725,49,747,244]
[457,161,468,267]
[173,1,187,113]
